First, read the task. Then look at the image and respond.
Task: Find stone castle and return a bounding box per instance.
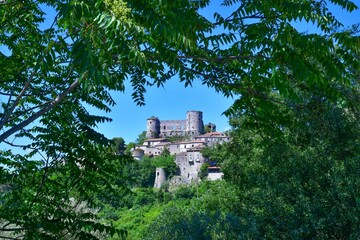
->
[146,110,216,139]
[132,110,229,188]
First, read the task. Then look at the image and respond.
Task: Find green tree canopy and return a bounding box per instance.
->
[135,131,147,145]
[111,137,126,155]
[201,86,360,238]
[0,0,209,238]
[1,0,359,238]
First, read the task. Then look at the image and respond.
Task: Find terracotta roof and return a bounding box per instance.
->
[178,140,207,144]
[194,132,228,138]
[144,138,169,142]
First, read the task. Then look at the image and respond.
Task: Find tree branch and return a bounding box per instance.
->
[0,71,36,130]
[7,102,49,124]
[0,78,80,143]
[0,91,50,97]
[2,140,32,148]
[212,13,265,27]
[177,54,269,63]
[181,65,296,108]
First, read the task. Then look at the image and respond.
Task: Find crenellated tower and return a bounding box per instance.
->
[146,116,160,138]
[186,110,204,137]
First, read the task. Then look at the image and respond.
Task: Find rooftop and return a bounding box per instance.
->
[144,138,169,142]
[178,140,207,144]
[195,132,228,138]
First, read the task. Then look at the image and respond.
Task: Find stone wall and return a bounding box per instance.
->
[175,151,205,183]
[146,111,207,139]
[159,120,186,137]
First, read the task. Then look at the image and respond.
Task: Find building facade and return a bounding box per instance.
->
[146,111,207,139]
[133,110,227,188]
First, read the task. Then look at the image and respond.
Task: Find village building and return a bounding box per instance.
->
[131,110,229,188]
[175,149,206,183]
[194,132,230,147]
[137,138,170,156]
[177,140,206,153]
[207,166,224,181]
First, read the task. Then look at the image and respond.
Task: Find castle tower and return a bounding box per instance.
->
[186,111,204,137]
[204,122,216,133]
[154,167,167,188]
[146,117,160,139]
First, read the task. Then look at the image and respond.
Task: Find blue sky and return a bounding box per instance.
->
[91,2,236,143]
[95,1,360,143]
[1,1,359,145]
[94,78,234,143]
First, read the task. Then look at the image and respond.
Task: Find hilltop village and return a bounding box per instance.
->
[131,110,230,188]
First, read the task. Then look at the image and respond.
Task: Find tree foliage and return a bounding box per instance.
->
[135,131,147,145]
[111,137,126,155]
[146,181,243,240]
[149,89,360,238]
[189,0,360,123]
[132,0,360,238]
[203,87,360,238]
[120,154,177,189]
[195,5,360,236]
[0,0,209,238]
[1,0,359,238]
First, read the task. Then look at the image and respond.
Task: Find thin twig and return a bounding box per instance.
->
[0,71,37,130]
[0,78,80,143]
